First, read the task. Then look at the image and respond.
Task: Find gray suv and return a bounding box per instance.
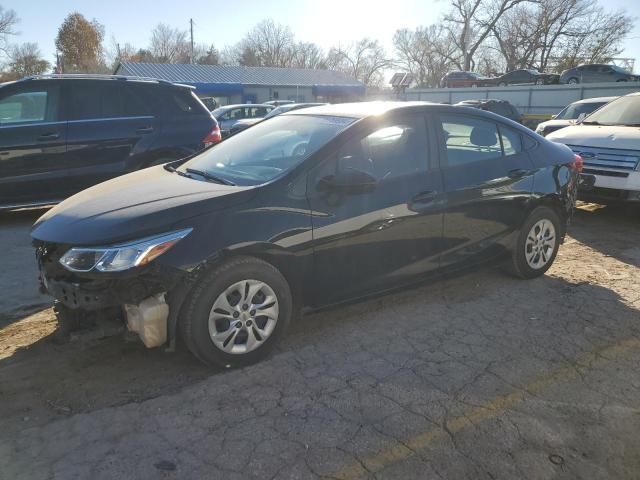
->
[560,64,639,84]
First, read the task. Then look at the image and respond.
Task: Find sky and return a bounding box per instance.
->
[3,0,640,73]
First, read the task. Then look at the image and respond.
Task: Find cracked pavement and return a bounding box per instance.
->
[1,204,639,479]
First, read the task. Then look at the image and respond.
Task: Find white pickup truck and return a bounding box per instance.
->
[546,92,640,204]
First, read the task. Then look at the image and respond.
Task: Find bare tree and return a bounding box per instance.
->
[0,6,18,55]
[6,42,50,77]
[195,44,219,65]
[327,39,391,86]
[393,26,457,87]
[150,23,189,63]
[444,0,532,71]
[291,42,326,69]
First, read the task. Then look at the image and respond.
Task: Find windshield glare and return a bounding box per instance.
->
[556,101,606,120]
[583,95,640,126]
[181,114,354,185]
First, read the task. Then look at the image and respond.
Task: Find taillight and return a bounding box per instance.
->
[203,125,222,146]
[571,154,583,172]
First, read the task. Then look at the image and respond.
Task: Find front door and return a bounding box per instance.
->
[436,112,535,267]
[307,113,445,305]
[0,83,67,206]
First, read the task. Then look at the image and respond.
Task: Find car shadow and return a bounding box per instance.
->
[2,254,638,440]
[569,203,640,268]
[0,207,53,326]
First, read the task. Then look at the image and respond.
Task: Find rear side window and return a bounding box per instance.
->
[499,126,522,156]
[67,82,154,120]
[166,90,206,116]
[440,114,501,165]
[0,87,59,124]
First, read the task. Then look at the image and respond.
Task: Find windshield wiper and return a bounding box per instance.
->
[581,120,602,125]
[185,168,236,186]
[164,164,193,179]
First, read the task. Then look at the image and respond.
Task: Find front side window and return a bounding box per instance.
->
[0,89,56,124]
[441,114,502,166]
[180,114,354,186]
[333,116,429,181]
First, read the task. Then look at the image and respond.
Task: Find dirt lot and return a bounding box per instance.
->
[1,204,639,479]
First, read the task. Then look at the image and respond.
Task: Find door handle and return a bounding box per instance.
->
[37,132,59,141]
[136,126,154,134]
[508,168,531,179]
[412,190,438,203]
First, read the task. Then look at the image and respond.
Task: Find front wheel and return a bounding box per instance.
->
[180,257,293,367]
[508,207,561,279]
[567,77,579,85]
[535,78,544,85]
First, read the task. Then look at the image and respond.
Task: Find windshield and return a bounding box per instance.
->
[611,65,631,74]
[582,95,640,126]
[555,101,608,120]
[180,114,355,185]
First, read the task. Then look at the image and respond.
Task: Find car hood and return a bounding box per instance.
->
[546,125,640,150]
[31,166,256,246]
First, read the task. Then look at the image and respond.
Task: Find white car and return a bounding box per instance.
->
[546,92,640,203]
[535,96,617,137]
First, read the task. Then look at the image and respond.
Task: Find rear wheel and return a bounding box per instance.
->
[508,207,561,279]
[180,257,292,367]
[498,82,507,87]
[535,78,544,85]
[567,77,579,84]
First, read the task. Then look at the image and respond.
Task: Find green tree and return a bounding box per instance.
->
[55,12,104,72]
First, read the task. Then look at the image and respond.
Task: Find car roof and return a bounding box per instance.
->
[573,96,619,104]
[6,74,195,90]
[286,101,436,119]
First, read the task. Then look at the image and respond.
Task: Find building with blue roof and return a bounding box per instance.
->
[114,62,366,106]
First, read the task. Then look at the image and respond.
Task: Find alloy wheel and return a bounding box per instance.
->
[525,219,556,269]
[208,279,279,354]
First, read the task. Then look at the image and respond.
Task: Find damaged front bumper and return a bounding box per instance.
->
[35,240,192,348]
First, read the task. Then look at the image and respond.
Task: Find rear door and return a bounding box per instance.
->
[436,111,535,267]
[63,80,158,195]
[0,82,67,206]
[308,112,445,305]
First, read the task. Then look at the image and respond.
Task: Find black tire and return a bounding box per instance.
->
[535,78,544,85]
[567,77,579,85]
[498,82,507,87]
[508,207,562,279]
[180,257,293,368]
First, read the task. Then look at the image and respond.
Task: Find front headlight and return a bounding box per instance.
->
[59,228,193,273]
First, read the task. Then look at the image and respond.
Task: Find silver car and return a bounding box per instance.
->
[559,64,639,84]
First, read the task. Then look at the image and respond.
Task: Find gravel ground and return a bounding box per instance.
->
[0,204,639,479]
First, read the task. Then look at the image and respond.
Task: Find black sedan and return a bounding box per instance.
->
[32,102,581,367]
[491,69,559,86]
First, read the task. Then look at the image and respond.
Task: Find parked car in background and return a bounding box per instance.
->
[32,101,580,367]
[455,99,522,123]
[212,104,273,138]
[264,100,295,107]
[546,92,640,204]
[263,103,327,119]
[490,69,559,86]
[0,74,221,210]
[441,71,491,88]
[535,96,617,136]
[559,64,639,84]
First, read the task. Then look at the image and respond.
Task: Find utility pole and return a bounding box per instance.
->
[190,18,194,64]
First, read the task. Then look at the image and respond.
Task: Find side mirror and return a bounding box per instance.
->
[576,113,587,124]
[318,169,377,194]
